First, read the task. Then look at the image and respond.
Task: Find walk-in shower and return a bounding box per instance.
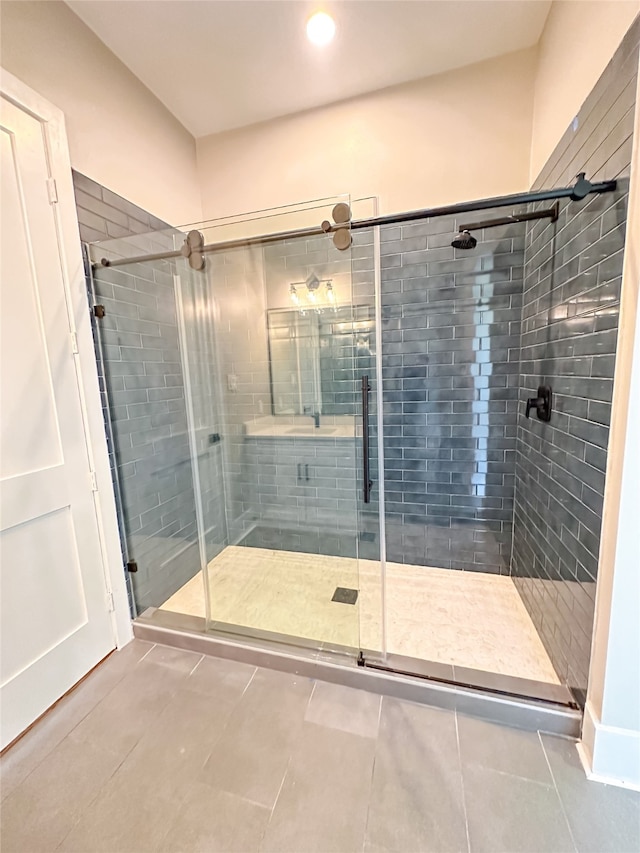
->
[88,172,627,709]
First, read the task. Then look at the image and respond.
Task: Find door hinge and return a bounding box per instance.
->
[106,591,115,612]
[46,177,58,204]
[70,331,79,354]
[89,470,98,491]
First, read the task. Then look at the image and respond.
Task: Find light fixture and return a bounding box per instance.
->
[306,273,320,304]
[306,11,336,46]
[289,276,336,310]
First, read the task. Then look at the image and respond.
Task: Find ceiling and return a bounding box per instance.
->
[66,0,552,138]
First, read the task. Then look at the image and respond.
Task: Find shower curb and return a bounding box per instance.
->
[133,616,581,738]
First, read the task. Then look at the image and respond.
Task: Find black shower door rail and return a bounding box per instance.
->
[95,173,616,269]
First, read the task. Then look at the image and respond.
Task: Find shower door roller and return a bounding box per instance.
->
[333,228,352,250]
[181,230,206,270]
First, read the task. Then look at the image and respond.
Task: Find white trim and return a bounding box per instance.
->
[580,701,640,790]
[583,49,640,786]
[0,68,132,647]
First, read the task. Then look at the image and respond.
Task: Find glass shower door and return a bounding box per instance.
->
[88,227,209,619]
[177,198,371,656]
[374,205,569,697]
[349,221,385,663]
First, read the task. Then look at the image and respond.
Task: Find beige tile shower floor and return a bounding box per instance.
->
[160,545,560,684]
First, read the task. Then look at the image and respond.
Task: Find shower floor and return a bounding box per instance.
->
[160,545,560,684]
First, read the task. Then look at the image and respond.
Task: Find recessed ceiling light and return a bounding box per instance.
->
[306,12,336,46]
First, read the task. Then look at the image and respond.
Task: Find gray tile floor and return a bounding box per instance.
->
[1,640,638,853]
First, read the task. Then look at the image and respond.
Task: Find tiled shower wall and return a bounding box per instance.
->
[73,173,207,610]
[204,246,272,545]
[379,216,526,573]
[177,270,228,564]
[225,229,377,551]
[512,19,638,702]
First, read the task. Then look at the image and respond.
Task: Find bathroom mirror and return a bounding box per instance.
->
[267,305,375,416]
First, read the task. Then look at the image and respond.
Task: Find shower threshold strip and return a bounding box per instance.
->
[360,652,578,709]
[95,173,616,268]
[133,607,580,737]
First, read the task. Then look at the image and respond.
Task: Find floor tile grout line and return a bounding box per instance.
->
[52,716,145,853]
[156,775,272,846]
[461,762,562,788]
[454,710,472,853]
[187,653,206,676]
[59,655,262,848]
[137,642,156,663]
[242,666,258,697]
[2,643,156,801]
[260,752,294,847]
[260,674,320,845]
[197,667,261,778]
[361,723,381,853]
[538,731,580,853]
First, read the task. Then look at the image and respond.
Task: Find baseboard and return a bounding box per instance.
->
[580,700,640,790]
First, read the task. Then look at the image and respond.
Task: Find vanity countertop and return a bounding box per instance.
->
[244,415,356,439]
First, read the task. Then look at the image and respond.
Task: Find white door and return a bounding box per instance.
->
[0,88,116,748]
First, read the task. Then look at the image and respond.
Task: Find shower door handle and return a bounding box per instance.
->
[361,375,372,504]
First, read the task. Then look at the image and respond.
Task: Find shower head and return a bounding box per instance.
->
[451,229,477,250]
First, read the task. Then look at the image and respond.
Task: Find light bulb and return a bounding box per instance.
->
[306,12,336,46]
[326,283,335,303]
[290,284,299,305]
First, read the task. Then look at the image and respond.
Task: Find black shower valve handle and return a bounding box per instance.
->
[526,396,543,418]
[526,385,553,422]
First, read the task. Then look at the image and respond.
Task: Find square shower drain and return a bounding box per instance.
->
[332,587,359,605]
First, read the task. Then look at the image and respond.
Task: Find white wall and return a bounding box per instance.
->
[582,55,640,788]
[195,2,640,218]
[0,0,201,225]
[530,0,640,182]
[2,2,636,232]
[196,48,537,220]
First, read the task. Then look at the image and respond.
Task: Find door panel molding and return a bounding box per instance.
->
[0,69,132,747]
[1,68,131,648]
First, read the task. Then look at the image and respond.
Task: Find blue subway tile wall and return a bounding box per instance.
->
[228,230,375,556]
[204,245,275,548]
[226,230,369,553]
[177,268,229,565]
[239,436,360,557]
[379,215,526,573]
[73,173,210,611]
[511,19,638,703]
